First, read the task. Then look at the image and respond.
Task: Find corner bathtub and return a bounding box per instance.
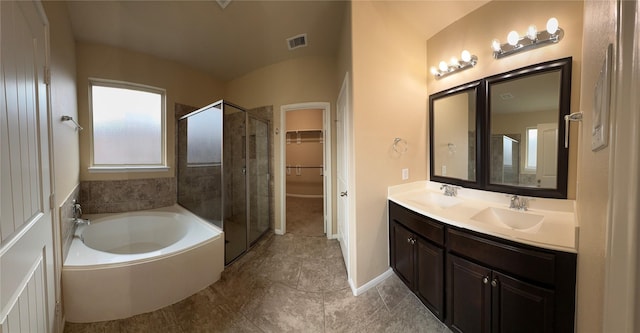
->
[62,205,224,323]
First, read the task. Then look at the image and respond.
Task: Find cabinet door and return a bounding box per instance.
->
[448,255,492,333]
[416,238,444,319]
[392,222,415,287]
[492,272,555,333]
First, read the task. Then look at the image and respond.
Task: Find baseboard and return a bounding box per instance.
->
[327,233,339,240]
[349,268,394,296]
[274,229,285,235]
[286,193,323,198]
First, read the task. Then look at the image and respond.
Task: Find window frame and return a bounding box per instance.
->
[88,78,168,172]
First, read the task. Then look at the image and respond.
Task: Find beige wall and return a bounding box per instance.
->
[492,109,558,174]
[575,0,617,330]
[433,92,470,180]
[45,1,80,206]
[351,1,428,287]
[427,0,583,199]
[75,42,225,181]
[224,55,338,232]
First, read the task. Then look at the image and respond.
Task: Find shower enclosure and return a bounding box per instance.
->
[177,100,271,264]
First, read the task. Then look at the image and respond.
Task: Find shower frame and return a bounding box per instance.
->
[177,100,272,265]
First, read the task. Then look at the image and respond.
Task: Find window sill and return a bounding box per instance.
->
[88,166,170,173]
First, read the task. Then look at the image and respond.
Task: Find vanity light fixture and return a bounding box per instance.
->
[430,50,478,79]
[491,17,564,59]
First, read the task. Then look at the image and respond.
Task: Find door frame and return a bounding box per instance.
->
[602,0,640,331]
[279,102,332,238]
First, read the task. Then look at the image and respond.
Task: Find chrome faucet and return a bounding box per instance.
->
[72,200,90,226]
[440,184,459,197]
[508,195,529,211]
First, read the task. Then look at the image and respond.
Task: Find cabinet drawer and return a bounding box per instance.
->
[448,228,555,285]
[389,201,444,246]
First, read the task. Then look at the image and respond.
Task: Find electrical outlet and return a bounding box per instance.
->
[402,168,409,180]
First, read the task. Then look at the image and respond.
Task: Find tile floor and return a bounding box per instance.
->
[286,196,325,237]
[64,200,450,332]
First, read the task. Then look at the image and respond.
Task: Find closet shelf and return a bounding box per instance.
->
[286,129,323,144]
[286,165,323,168]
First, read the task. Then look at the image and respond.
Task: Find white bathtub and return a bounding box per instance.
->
[62,205,224,323]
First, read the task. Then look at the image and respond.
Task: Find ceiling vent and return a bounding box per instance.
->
[287,34,308,50]
[500,92,515,100]
[216,0,231,9]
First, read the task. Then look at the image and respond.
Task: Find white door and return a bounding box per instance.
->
[536,123,558,188]
[336,74,351,278]
[1,1,55,332]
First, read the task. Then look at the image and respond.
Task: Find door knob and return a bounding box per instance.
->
[340,191,348,197]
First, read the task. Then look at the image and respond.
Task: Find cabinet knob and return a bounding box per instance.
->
[491,278,498,287]
[407,237,412,244]
[482,276,489,284]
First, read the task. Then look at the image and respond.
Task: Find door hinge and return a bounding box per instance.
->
[44,66,51,85]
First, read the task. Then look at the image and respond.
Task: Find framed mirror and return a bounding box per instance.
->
[429,81,482,188]
[428,57,572,198]
[485,57,572,198]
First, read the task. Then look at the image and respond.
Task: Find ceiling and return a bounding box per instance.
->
[65,0,489,82]
[491,70,562,114]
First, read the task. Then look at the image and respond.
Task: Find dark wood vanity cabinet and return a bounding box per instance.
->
[388,201,577,333]
[448,254,555,333]
[389,201,445,319]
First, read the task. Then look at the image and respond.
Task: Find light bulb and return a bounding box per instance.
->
[439,61,448,72]
[546,17,559,34]
[526,25,538,40]
[461,50,471,62]
[507,31,520,46]
[450,57,459,67]
[491,39,502,52]
[430,67,438,75]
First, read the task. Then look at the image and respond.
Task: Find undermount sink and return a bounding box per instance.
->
[408,192,462,209]
[471,207,544,232]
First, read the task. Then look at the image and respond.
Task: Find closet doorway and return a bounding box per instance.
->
[280,103,332,237]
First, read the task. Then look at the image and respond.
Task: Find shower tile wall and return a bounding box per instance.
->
[176,114,222,227]
[60,185,80,261]
[490,134,520,185]
[79,178,176,214]
[248,105,274,231]
[223,111,246,225]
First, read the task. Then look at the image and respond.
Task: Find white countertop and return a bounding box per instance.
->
[388,181,578,253]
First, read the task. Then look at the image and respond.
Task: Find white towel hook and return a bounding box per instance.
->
[564,111,583,148]
[61,115,83,131]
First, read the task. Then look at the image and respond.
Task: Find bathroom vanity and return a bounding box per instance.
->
[388,182,577,333]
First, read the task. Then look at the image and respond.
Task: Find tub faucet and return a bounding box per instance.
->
[72,200,90,226]
[508,195,529,211]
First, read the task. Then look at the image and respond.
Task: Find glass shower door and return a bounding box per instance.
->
[223,103,247,264]
[177,104,223,229]
[248,116,270,244]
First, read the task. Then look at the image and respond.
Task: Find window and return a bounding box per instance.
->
[525,127,538,171]
[89,79,167,171]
